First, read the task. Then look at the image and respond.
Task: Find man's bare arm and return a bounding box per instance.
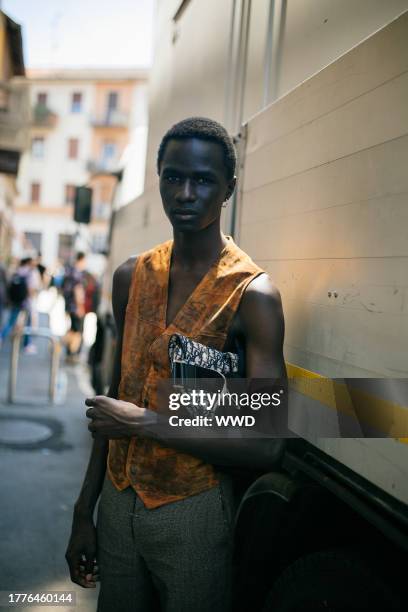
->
[155,274,287,467]
[66,258,134,588]
[73,258,134,517]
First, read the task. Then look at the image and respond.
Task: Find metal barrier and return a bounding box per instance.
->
[8,326,62,404]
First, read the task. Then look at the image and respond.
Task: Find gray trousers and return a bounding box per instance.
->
[96,475,235,612]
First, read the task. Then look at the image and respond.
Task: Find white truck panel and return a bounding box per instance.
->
[240,12,408,502]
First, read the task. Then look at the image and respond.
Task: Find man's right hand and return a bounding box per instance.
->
[65,515,99,588]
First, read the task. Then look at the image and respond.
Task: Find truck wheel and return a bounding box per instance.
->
[261,550,402,612]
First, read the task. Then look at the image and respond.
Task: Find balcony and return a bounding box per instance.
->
[31,103,58,128]
[93,201,111,221]
[90,109,129,128]
[87,158,119,175]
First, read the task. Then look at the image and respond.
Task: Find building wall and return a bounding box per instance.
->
[14,73,147,270]
[93,81,134,119]
[115,82,149,207]
[90,127,129,164]
[90,80,144,167]
[12,208,77,264]
[0,12,28,262]
[0,174,16,261]
[0,13,12,83]
[15,79,94,267]
[17,81,94,208]
[0,15,10,252]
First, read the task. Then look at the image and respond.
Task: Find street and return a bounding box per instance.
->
[0,320,98,611]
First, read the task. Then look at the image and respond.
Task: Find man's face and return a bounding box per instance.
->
[159,138,235,232]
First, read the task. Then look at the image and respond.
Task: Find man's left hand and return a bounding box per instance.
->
[85,396,157,438]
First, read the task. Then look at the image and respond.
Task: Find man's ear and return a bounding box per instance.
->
[225,176,237,201]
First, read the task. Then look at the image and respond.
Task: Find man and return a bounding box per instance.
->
[24,253,42,353]
[0,256,38,353]
[36,252,47,284]
[66,117,286,611]
[63,252,87,363]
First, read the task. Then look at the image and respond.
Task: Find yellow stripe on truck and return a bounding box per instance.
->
[286,363,408,442]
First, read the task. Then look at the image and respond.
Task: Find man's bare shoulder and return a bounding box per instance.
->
[236,273,284,341]
[113,256,137,291]
[241,273,283,315]
[111,257,138,314]
[235,273,285,378]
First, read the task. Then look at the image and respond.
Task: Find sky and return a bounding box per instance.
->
[2,0,156,68]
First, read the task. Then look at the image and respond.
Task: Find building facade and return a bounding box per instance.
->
[14,68,148,271]
[0,11,28,262]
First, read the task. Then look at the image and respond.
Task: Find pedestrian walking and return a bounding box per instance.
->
[62,252,87,363]
[35,252,51,290]
[66,118,286,611]
[24,256,42,350]
[82,271,100,316]
[0,257,37,353]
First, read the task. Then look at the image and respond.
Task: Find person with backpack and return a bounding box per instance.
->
[0,257,36,352]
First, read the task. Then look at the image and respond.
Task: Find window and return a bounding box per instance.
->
[91,233,107,253]
[37,92,47,106]
[106,91,119,123]
[67,138,79,160]
[71,92,82,113]
[31,137,45,159]
[30,182,41,204]
[93,201,110,220]
[107,91,118,112]
[25,232,42,253]
[58,234,74,262]
[101,141,117,166]
[65,184,76,205]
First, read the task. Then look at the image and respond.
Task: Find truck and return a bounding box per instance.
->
[92,2,408,609]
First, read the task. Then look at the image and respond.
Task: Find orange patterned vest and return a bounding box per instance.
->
[107,236,263,508]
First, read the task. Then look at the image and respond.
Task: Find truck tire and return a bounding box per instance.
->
[261,550,403,612]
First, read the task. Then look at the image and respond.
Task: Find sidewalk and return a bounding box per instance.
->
[0,318,99,611]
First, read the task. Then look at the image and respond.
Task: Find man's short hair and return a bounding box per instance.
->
[157,117,236,181]
[76,252,85,262]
